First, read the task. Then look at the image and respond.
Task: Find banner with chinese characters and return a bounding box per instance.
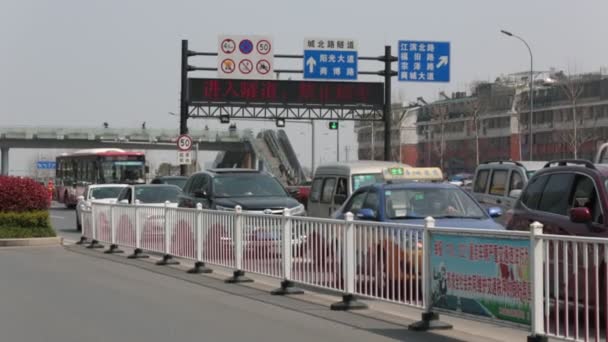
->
[429,233,531,325]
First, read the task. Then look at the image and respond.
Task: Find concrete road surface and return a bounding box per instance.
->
[50,203,80,242]
[0,245,470,342]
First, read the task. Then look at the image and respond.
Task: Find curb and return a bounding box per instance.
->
[0,237,63,247]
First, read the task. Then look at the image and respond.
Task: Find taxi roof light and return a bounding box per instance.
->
[383,167,443,182]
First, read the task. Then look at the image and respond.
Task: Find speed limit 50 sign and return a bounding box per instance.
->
[177,134,193,151]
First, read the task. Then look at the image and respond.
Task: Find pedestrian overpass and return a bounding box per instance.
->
[0,126,306,185]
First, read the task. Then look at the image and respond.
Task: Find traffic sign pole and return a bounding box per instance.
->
[180,40,189,176]
[383,45,395,162]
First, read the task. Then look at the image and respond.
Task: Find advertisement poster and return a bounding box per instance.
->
[429,233,531,325]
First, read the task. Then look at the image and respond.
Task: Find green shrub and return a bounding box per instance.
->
[0,226,56,239]
[0,210,51,229]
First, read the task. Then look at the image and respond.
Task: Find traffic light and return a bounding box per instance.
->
[328,121,338,130]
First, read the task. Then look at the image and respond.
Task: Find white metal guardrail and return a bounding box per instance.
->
[78,203,608,341]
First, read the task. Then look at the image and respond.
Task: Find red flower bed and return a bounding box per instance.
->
[0,176,50,212]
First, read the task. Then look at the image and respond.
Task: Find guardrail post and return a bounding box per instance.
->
[105,204,123,254]
[157,201,179,265]
[528,221,548,342]
[272,209,303,295]
[128,202,148,259]
[225,205,252,283]
[87,204,103,249]
[76,201,89,245]
[409,217,452,331]
[331,212,367,310]
[188,203,212,274]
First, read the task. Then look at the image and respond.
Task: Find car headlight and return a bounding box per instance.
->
[216,205,235,211]
[288,204,306,216]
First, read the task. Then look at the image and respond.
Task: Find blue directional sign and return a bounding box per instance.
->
[398,40,450,82]
[37,161,56,170]
[303,38,358,80]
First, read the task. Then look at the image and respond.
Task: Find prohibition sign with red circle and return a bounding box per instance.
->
[256,40,272,55]
[221,59,235,74]
[256,59,271,75]
[239,59,253,74]
[221,39,236,54]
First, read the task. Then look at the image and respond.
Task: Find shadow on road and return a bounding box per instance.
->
[66,245,479,342]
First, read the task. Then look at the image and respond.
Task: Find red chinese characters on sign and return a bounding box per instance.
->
[188,79,384,107]
[446,272,531,301]
[433,240,443,256]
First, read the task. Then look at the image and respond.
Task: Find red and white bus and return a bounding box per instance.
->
[55,148,147,208]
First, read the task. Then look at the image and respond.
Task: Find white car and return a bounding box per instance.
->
[116,184,182,207]
[76,184,127,231]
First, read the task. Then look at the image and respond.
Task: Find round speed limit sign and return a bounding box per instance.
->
[177,134,193,151]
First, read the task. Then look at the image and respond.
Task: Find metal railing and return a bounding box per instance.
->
[78,203,608,341]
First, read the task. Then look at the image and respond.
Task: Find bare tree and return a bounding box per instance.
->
[556,71,601,159]
[467,96,486,166]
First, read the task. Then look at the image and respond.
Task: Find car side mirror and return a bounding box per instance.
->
[570,207,592,223]
[509,189,522,199]
[119,199,129,204]
[334,194,347,205]
[487,207,503,218]
[356,208,376,220]
[193,190,207,198]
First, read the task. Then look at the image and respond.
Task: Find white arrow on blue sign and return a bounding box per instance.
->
[303,38,358,80]
[397,40,450,83]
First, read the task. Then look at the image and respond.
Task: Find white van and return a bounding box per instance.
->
[307,161,413,218]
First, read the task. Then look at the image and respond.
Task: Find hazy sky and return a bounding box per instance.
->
[1,0,607,171]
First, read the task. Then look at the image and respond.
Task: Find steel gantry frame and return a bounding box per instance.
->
[178,39,397,175]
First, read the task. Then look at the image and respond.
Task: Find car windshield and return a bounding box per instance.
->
[352,173,384,191]
[135,186,181,203]
[164,178,187,189]
[384,188,487,219]
[90,187,124,199]
[213,174,287,197]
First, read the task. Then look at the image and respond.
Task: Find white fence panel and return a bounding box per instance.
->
[240,213,284,278]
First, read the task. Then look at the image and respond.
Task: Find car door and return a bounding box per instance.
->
[307,178,324,217]
[487,169,509,210]
[320,177,337,218]
[338,189,368,218]
[505,170,524,210]
[195,175,211,208]
[331,177,349,216]
[472,168,490,207]
[534,172,576,235]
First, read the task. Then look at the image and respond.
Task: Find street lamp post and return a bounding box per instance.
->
[501,29,534,160]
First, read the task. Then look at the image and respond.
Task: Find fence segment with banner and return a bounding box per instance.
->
[78,202,608,342]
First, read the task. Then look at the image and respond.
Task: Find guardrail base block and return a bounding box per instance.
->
[526,335,548,342]
[187,261,213,274]
[271,280,304,295]
[86,240,104,249]
[104,244,124,254]
[75,237,88,245]
[225,270,253,284]
[156,254,179,265]
[127,248,149,259]
[409,312,452,331]
[330,294,368,311]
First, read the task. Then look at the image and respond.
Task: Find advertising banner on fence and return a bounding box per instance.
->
[429,233,531,325]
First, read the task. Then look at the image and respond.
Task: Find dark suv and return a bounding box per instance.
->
[178,169,306,215]
[506,160,608,236]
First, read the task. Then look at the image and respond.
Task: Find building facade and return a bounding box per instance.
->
[357,71,608,176]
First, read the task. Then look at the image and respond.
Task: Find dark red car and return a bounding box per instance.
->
[506,159,608,321]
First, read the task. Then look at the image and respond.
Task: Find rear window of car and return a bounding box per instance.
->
[473,170,489,193]
[489,170,508,196]
[521,175,549,210]
[537,173,575,216]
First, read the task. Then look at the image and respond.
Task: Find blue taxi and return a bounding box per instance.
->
[332,167,504,230]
